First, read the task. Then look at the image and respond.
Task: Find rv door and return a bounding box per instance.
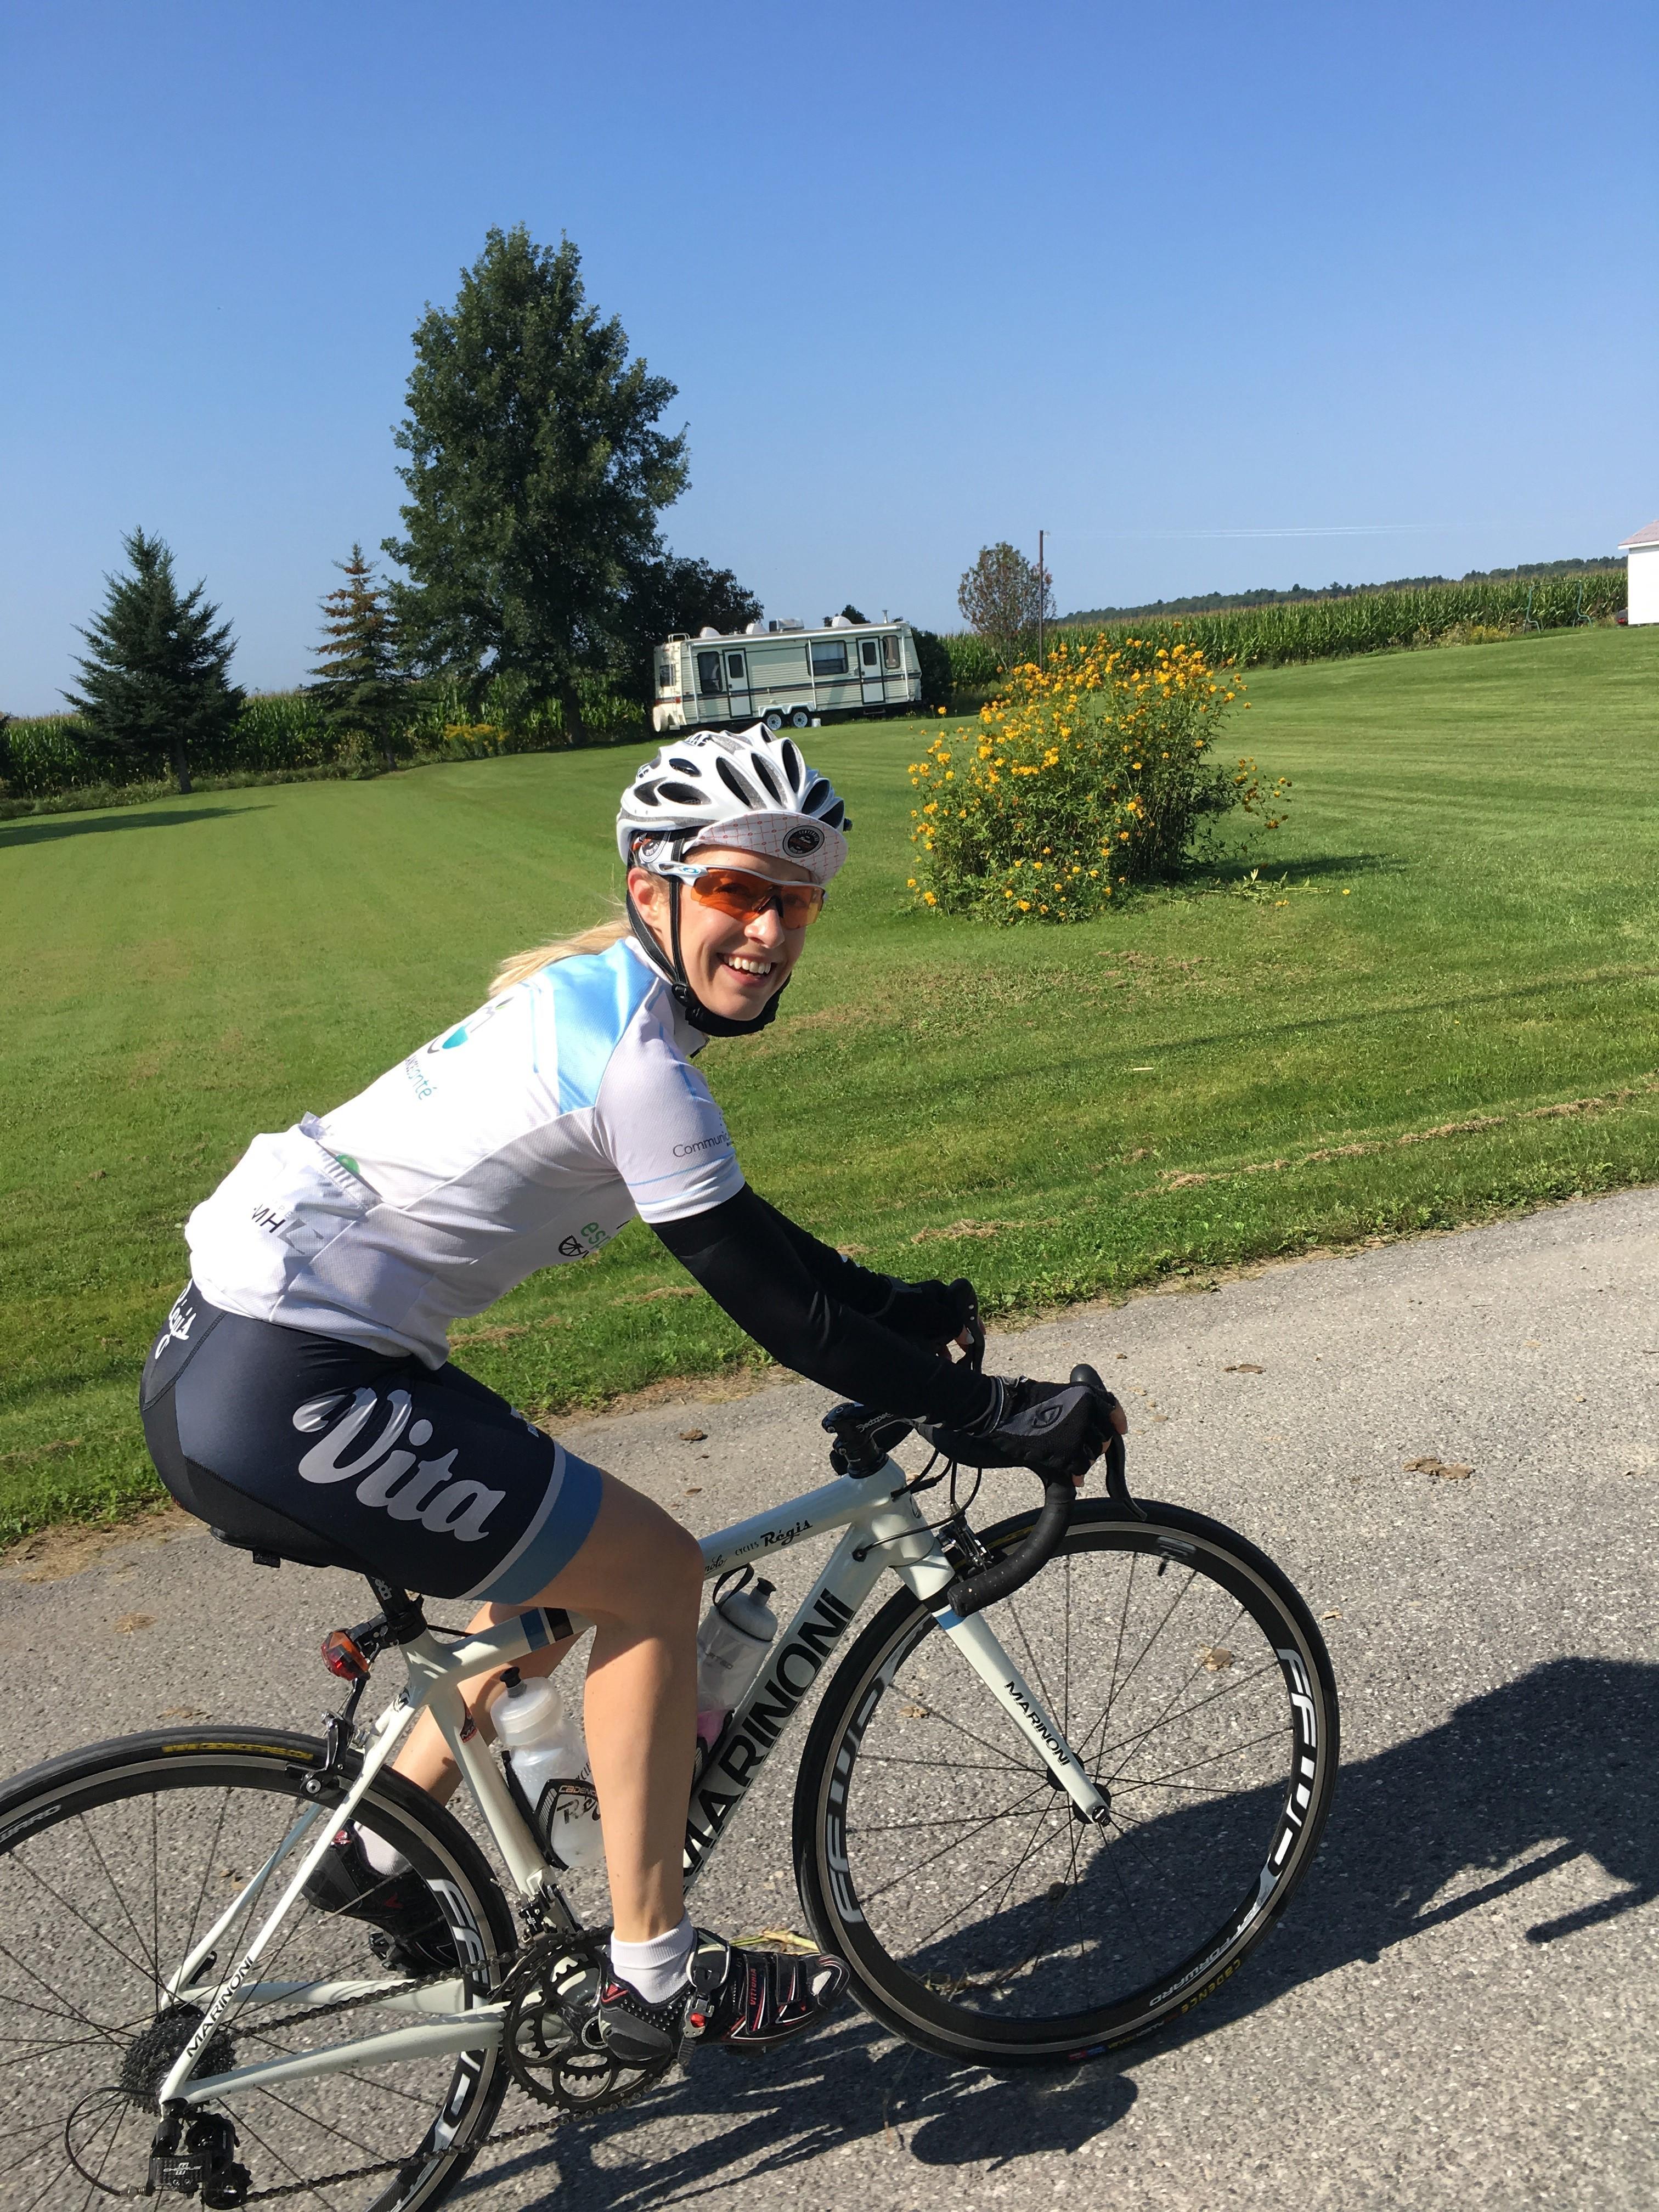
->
[723,648,752,721]
[696,648,727,715]
[859,634,886,707]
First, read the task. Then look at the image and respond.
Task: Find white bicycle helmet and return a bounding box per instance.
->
[617,726,850,885]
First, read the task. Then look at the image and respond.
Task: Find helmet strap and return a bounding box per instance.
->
[624,861,786,1039]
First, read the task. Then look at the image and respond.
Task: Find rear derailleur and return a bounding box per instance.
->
[147,2109,250,2205]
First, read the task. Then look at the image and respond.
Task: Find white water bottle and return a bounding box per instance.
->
[695,1575,778,1759]
[490,1669,605,1872]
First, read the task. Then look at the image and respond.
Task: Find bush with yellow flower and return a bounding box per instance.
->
[907,637,1288,923]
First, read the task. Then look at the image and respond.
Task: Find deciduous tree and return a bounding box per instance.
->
[956,543,1054,672]
[616,555,760,704]
[65,529,242,795]
[386,227,688,744]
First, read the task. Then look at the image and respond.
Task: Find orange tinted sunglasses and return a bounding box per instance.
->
[657,860,827,928]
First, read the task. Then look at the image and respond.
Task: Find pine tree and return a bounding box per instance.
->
[385,227,688,744]
[310,545,407,774]
[66,528,242,794]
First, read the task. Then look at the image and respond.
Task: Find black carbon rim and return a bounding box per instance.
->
[796,1504,1338,2065]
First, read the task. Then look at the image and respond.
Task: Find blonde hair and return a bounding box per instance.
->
[490,913,633,996]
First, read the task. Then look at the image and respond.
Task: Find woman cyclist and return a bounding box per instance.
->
[140,726,1118,2066]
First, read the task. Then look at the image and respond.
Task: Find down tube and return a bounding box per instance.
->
[682,1521,887,1881]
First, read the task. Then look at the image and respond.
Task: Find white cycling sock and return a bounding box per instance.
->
[609,1916,695,2005]
[354,1825,410,1881]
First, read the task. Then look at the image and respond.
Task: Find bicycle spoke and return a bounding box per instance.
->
[75,1810,158,1999]
[854,1777,1052,1908]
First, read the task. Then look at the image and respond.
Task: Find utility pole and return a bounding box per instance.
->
[1037,529,1045,669]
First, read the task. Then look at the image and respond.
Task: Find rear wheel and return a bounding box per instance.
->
[0,1728,518,2211]
[763,709,785,731]
[788,707,812,730]
[794,1502,1338,2067]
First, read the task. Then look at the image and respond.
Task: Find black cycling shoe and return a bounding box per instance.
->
[301,1824,459,1976]
[598,1931,849,2066]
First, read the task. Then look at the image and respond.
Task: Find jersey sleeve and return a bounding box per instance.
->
[591,1004,748,1223]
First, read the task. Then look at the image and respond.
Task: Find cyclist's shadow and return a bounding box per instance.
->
[476,1656,1659,2207]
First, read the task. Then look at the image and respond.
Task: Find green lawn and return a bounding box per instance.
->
[4,624,1657,1540]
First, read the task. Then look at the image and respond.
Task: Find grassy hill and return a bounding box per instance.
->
[3,623,1657,1539]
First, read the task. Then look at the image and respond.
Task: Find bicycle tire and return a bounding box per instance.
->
[793,1499,1338,2068]
[0,1726,518,2212]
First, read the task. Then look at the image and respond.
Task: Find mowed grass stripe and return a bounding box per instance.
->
[2,623,1657,1538]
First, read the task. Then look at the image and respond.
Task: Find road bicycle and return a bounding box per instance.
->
[0,1370,1338,2210]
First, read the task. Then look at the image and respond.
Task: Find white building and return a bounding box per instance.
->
[652,614,923,732]
[1618,519,1659,625]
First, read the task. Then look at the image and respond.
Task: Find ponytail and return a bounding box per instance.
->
[489,913,631,997]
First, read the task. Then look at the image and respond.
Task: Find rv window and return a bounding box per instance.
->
[697,651,724,695]
[657,662,674,691]
[725,652,747,682]
[860,638,879,669]
[810,641,849,677]
[883,633,901,669]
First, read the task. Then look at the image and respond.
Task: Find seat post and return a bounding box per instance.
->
[362,1577,428,1644]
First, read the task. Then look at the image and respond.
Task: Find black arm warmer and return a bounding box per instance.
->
[650,1187,996,1430]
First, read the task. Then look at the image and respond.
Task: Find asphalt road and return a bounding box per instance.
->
[8,1188,1658,2210]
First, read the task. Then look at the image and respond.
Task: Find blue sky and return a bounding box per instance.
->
[3,0,1655,710]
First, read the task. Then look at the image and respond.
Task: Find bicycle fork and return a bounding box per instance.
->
[862,1493,1108,1825]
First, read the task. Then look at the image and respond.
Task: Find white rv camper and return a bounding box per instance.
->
[652,613,923,733]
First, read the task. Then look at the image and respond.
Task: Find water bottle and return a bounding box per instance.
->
[695,1574,778,1763]
[490,1669,605,1872]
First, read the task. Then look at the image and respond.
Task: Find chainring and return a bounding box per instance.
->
[499,1929,676,2114]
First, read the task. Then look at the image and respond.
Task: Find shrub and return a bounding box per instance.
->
[907,637,1286,923]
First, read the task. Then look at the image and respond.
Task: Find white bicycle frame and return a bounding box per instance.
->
[159,1445,1104,2111]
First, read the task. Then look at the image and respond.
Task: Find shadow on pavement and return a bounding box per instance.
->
[462,1657,1659,2207]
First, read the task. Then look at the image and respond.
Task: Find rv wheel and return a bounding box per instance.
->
[764,709,785,732]
[788,707,812,730]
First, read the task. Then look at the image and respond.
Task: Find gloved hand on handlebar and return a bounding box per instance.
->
[915,1371,1125,1484]
[874,1274,984,1362]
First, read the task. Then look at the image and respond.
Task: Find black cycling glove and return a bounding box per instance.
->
[871,1275,981,1356]
[916,1373,1116,1482]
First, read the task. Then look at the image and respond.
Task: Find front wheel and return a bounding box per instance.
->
[794,1500,1338,2067]
[0,1728,518,2211]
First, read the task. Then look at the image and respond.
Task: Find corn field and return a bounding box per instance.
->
[943,571,1628,689]
[0,675,647,803]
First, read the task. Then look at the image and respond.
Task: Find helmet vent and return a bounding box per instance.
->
[802,777,831,815]
[749,754,785,805]
[821,800,845,829]
[714,757,761,806]
[632,783,661,806]
[779,738,803,788]
[657,781,706,805]
[668,757,699,774]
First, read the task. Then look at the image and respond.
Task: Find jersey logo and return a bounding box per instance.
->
[292,1389,506,1541]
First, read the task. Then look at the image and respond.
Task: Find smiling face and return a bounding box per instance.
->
[627,843,818,1022]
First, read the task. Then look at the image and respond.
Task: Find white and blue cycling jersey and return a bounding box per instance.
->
[187,935,746,1368]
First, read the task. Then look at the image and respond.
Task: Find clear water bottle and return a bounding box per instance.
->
[695,1574,778,1762]
[490,1668,605,1872]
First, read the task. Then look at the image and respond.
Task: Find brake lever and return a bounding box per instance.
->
[947,1278,986,1374]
